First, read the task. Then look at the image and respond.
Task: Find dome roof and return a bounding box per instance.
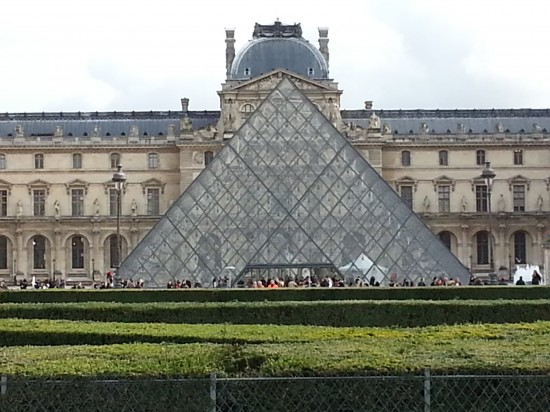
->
[230,36,329,80]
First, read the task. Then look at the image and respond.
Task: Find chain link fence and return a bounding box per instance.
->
[0,372,548,411]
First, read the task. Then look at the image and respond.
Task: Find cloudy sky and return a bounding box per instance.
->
[1,0,549,112]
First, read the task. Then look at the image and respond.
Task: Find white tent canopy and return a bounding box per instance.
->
[339,253,387,283]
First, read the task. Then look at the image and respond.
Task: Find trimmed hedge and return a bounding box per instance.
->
[1,286,549,303]
[0,318,549,347]
[1,322,550,377]
[1,299,550,327]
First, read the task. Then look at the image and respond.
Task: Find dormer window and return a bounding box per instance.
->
[244,68,251,76]
[307,67,315,76]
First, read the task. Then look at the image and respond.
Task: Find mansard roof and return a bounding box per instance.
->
[342,108,550,136]
[0,111,220,139]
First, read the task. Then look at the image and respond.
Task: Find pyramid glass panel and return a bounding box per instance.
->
[119,77,469,287]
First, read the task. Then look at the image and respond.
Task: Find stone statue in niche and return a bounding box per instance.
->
[93,198,100,216]
[15,125,24,138]
[460,196,468,213]
[223,109,234,132]
[180,116,193,132]
[53,200,60,219]
[497,194,506,213]
[327,98,342,129]
[537,194,544,212]
[422,195,431,213]
[16,200,23,218]
[131,199,138,216]
[367,112,380,129]
[54,125,63,138]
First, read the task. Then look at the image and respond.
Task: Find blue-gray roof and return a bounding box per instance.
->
[342,109,550,135]
[0,111,219,138]
[230,37,329,80]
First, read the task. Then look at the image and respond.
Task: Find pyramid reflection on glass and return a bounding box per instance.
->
[119,77,469,287]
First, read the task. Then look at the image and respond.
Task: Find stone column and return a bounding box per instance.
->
[460,225,470,267]
[536,223,545,266]
[498,224,507,270]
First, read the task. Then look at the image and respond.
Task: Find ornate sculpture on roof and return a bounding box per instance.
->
[496,122,504,133]
[367,112,380,130]
[129,125,139,137]
[382,123,392,135]
[457,123,466,134]
[199,124,218,141]
[533,123,542,133]
[222,99,235,132]
[253,21,302,38]
[180,116,193,133]
[92,124,100,137]
[54,125,63,138]
[420,123,429,134]
[167,124,176,138]
[15,125,24,138]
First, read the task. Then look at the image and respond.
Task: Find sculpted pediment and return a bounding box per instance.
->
[230,70,332,93]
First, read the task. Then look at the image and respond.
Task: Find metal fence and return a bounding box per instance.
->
[0,372,549,411]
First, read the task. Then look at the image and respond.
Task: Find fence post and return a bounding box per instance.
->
[1,375,6,396]
[424,368,431,412]
[209,373,217,412]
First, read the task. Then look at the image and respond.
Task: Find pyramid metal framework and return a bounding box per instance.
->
[120,77,470,287]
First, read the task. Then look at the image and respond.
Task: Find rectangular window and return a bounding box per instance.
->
[438,185,450,213]
[147,188,160,215]
[476,150,485,166]
[513,185,525,212]
[71,189,84,216]
[109,189,118,216]
[400,186,413,209]
[34,154,44,169]
[0,190,7,216]
[475,185,488,212]
[514,149,523,165]
[33,189,46,216]
[439,151,448,166]
[148,153,159,169]
[73,153,82,169]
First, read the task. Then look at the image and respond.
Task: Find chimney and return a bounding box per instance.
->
[181,98,189,112]
[225,28,236,79]
[364,101,373,110]
[318,27,329,69]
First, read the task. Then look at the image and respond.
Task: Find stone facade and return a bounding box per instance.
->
[0,22,548,284]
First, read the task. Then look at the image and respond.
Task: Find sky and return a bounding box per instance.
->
[1,0,550,112]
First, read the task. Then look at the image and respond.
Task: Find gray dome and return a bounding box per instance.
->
[230,37,329,80]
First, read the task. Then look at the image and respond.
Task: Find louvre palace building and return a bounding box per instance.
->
[0,21,549,287]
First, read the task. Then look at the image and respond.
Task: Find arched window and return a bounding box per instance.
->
[439,150,448,166]
[514,231,527,264]
[476,150,486,166]
[240,104,255,119]
[110,153,121,168]
[401,151,411,166]
[148,153,159,169]
[438,231,452,250]
[476,232,489,265]
[32,235,46,269]
[0,236,8,269]
[0,154,6,170]
[204,151,214,166]
[71,236,85,269]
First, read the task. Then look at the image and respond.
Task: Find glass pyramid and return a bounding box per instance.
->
[120,77,470,287]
